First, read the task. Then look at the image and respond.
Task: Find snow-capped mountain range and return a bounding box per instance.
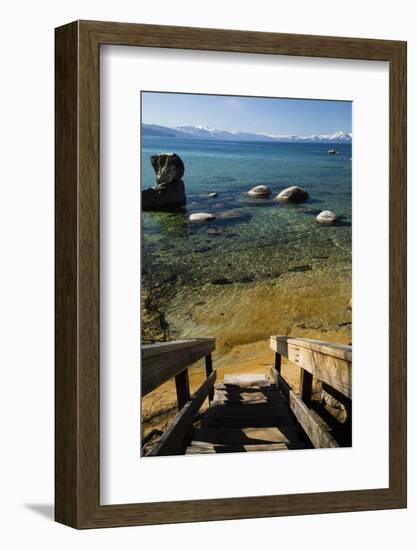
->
[142,123,352,143]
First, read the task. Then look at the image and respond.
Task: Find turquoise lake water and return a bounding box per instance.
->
[141,136,352,342]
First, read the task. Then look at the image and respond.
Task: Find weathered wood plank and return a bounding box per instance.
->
[270,367,287,391]
[202,415,296,429]
[205,354,214,402]
[274,352,282,374]
[271,336,289,359]
[207,402,291,417]
[293,347,351,398]
[142,338,215,396]
[222,373,270,387]
[148,370,217,456]
[192,426,301,446]
[212,390,285,405]
[300,369,313,404]
[175,369,190,410]
[214,383,277,393]
[186,442,306,454]
[142,338,215,359]
[270,336,352,398]
[270,336,352,361]
[273,370,339,449]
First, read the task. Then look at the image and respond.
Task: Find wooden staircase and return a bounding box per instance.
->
[186,373,308,454]
[142,337,352,456]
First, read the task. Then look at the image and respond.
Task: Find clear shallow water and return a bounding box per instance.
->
[141,137,352,343]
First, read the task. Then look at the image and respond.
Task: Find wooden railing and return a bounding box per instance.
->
[270,336,352,448]
[142,338,216,456]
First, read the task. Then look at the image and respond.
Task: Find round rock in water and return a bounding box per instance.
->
[248,185,272,198]
[189,212,216,222]
[217,209,247,220]
[276,186,309,204]
[151,152,185,185]
[316,210,338,224]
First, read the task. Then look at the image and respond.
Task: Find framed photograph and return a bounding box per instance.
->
[55,20,406,528]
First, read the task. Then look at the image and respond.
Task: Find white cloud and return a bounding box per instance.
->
[223,97,244,110]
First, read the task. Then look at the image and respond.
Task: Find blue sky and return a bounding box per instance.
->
[141,92,352,135]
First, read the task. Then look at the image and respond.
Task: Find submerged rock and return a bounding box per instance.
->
[289,265,311,273]
[302,207,320,215]
[316,210,338,224]
[211,277,233,285]
[163,273,178,284]
[194,246,212,253]
[189,212,216,222]
[207,227,223,236]
[248,185,271,197]
[142,153,186,210]
[240,275,254,283]
[217,209,248,220]
[276,186,309,204]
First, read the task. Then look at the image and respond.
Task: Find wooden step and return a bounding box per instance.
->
[185,442,307,454]
[191,426,301,446]
[184,372,308,455]
[212,399,282,406]
[214,383,277,392]
[212,389,283,405]
[212,397,278,406]
[214,384,277,393]
[222,374,270,387]
[208,401,289,414]
[202,415,296,429]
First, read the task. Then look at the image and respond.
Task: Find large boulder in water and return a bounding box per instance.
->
[248,185,271,197]
[151,152,184,184]
[276,186,309,204]
[142,180,186,210]
[142,153,186,210]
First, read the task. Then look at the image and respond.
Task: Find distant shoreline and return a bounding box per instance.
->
[141,124,352,144]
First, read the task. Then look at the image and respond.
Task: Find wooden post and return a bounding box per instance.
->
[300,368,313,404]
[205,354,214,402]
[175,369,190,411]
[274,352,281,374]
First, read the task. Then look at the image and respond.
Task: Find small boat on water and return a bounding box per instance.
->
[327,149,337,155]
